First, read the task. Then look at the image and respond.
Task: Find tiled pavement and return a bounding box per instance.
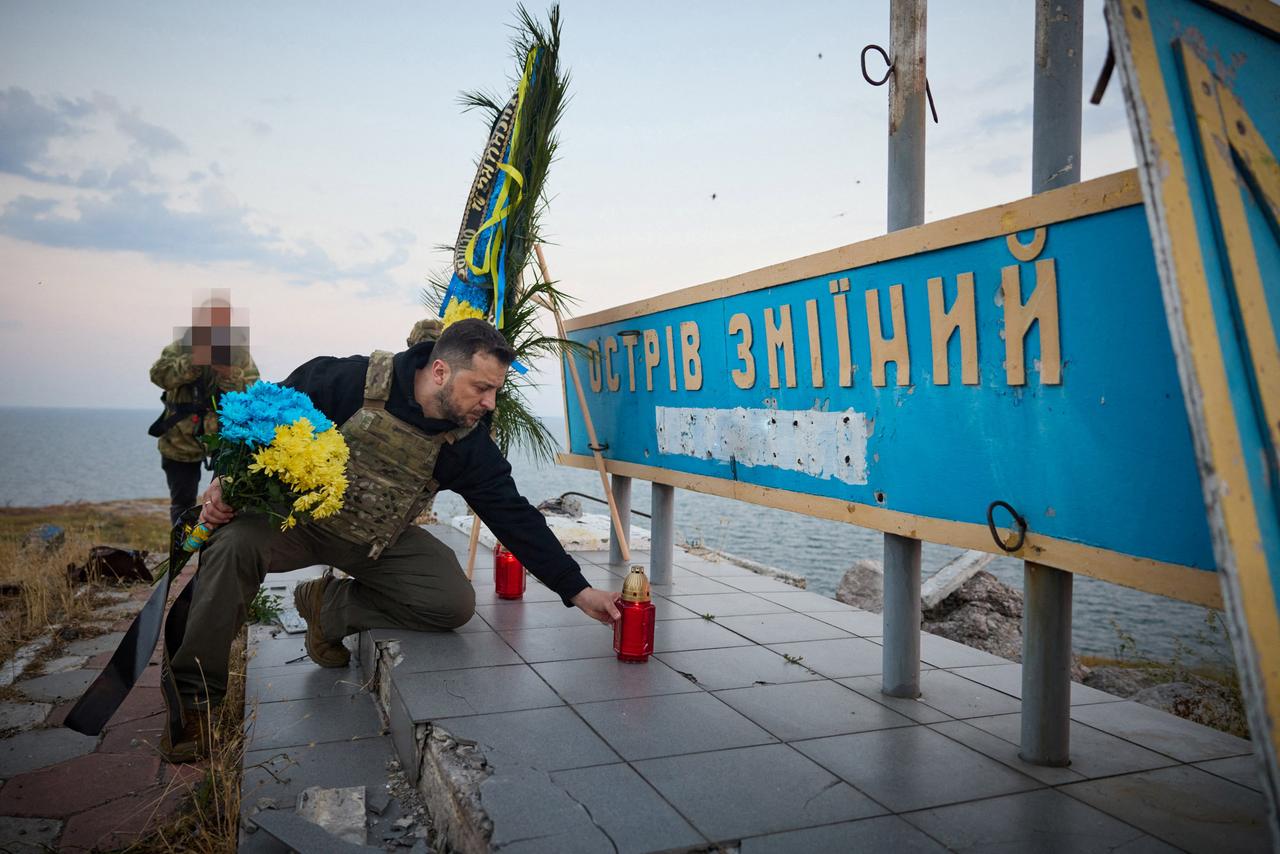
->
[0,565,205,852]
[239,526,1274,853]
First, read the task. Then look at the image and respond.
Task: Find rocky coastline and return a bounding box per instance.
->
[835,558,1249,739]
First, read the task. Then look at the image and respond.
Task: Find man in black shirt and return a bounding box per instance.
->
[163,320,620,761]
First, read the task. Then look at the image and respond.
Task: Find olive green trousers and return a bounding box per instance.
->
[168,516,475,705]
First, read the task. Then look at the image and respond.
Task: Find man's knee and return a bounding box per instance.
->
[199,518,276,584]
[440,583,476,629]
[398,579,475,631]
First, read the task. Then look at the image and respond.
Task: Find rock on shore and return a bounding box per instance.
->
[835,561,1245,735]
[920,570,1024,662]
[836,563,1023,660]
[1083,665,1249,737]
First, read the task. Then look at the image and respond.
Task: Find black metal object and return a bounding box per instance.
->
[861,43,939,124]
[559,491,652,520]
[1090,43,1116,105]
[986,500,1028,552]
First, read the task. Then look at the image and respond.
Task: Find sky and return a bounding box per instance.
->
[0,0,1135,415]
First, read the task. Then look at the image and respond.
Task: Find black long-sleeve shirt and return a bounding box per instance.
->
[283,341,589,606]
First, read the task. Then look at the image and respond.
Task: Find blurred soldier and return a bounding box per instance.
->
[149,295,258,525]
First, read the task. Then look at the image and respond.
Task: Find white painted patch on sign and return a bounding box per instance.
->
[655,406,870,485]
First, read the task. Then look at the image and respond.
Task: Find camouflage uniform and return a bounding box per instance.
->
[149,339,258,522]
[168,351,477,706]
[166,342,589,711]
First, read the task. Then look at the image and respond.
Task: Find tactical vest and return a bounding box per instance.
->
[313,350,475,558]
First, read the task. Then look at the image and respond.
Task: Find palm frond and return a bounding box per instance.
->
[418,4,577,466]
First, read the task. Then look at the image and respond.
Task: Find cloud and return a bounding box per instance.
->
[1,88,412,294]
[0,187,416,293]
[90,92,187,155]
[0,87,90,181]
[0,87,187,184]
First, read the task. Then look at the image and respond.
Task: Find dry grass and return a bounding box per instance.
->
[0,500,170,667]
[1,526,106,668]
[125,632,250,854]
[0,501,170,665]
[0,500,254,852]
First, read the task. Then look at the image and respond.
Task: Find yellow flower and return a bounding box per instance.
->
[443,299,486,328]
[250,420,350,530]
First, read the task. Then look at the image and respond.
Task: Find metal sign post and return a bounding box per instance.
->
[882,0,928,700]
[1021,0,1083,768]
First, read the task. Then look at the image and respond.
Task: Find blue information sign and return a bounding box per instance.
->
[560,172,1218,606]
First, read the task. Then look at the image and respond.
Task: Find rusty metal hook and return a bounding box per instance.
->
[860,44,893,85]
[986,500,1027,552]
[860,43,939,124]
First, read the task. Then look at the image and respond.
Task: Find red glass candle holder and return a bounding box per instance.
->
[494,544,525,600]
[614,565,655,662]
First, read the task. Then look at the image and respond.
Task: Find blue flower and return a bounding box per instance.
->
[217,382,333,447]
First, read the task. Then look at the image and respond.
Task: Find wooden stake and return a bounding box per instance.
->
[534,244,631,561]
[465,509,482,580]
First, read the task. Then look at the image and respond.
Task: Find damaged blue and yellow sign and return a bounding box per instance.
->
[560,172,1218,605]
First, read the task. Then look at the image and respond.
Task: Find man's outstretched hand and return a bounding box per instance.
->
[197,477,235,527]
[571,587,622,625]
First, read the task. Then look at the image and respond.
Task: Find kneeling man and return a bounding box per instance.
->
[164,318,619,760]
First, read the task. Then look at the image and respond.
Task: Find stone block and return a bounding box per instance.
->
[0,727,98,777]
[14,670,96,703]
[58,783,187,851]
[0,701,52,734]
[0,752,160,817]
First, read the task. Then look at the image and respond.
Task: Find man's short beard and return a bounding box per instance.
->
[435,379,470,425]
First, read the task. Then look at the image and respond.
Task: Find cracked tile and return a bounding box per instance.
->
[575,692,774,761]
[715,680,914,741]
[740,815,947,853]
[434,706,618,772]
[635,743,884,840]
[794,726,1041,812]
[397,664,564,722]
[655,646,822,691]
[531,657,703,704]
[551,763,706,852]
[1059,765,1270,854]
[903,789,1181,853]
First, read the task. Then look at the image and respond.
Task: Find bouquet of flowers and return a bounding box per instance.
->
[201,381,350,530]
[66,384,350,736]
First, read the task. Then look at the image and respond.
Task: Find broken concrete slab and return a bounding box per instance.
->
[242,737,397,807]
[296,786,367,846]
[250,808,385,853]
[0,636,55,688]
[14,669,96,703]
[64,632,126,657]
[37,654,90,675]
[0,701,52,734]
[366,785,391,816]
[920,550,994,610]
[0,725,98,776]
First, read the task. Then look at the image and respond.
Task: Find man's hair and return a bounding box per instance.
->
[431,318,516,370]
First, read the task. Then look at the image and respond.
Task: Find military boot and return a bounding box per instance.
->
[159,699,217,763]
[293,574,351,668]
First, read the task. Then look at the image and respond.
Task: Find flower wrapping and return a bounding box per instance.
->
[202,382,349,530]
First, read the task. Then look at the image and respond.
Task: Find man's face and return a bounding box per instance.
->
[435,352,506,427]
